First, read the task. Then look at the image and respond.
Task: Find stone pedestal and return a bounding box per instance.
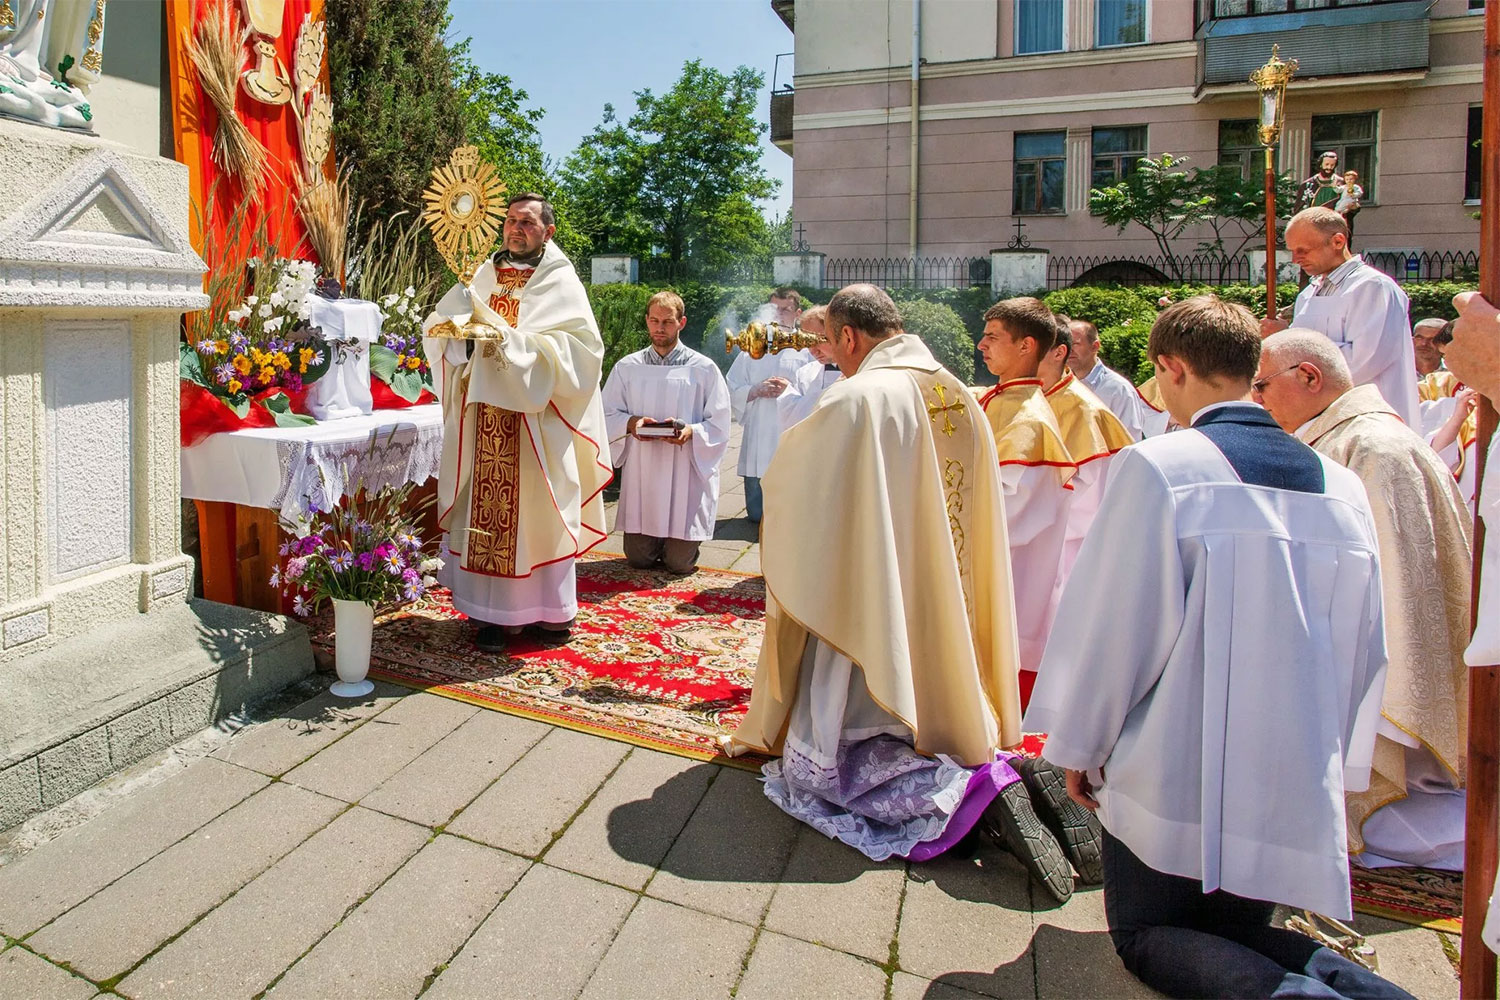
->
[773,252,825,288]
[590,254,638,285]
[0,120,312,830]
[1248,250,1298,287]
[990,249,1049,297]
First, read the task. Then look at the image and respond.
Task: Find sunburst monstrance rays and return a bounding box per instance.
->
[421,146,508,282]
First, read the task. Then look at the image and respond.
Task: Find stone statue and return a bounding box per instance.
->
[0,0,107,131]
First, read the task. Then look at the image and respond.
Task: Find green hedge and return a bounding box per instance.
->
[897,299,975,383]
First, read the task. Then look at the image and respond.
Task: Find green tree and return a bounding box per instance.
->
[1192,163,1298,279]
[1088,154,1210,279]
[561,60,779,268]
[327,0,467,250]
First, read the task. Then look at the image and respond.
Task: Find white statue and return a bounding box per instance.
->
[0,0,108,131]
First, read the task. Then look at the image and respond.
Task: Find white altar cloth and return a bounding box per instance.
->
[181,405,444,522]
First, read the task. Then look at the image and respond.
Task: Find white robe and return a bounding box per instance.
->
[1000,463,1072,676]
[778,359,843,432]
[1080,361,1147,441]
[1292,256,1421,429]
[726,348,813,478]
[1026,427,1387,919]
[1420,392,1478,511]
[601,346,731,542]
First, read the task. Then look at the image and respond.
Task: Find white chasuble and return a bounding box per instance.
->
[978,379,1076,678]
[1292,257,1420,429]
[728,334,1024,767]
[1297,384,1473,865]
[1027,430,1387,919]
[602,345,731,542]
[726,347,813,478]
[423,243,612,623]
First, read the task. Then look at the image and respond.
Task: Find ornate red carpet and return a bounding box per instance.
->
[1350,865,1462,933]
[311,553,769,764]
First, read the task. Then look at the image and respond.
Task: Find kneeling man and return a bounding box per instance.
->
[602,290,731,574]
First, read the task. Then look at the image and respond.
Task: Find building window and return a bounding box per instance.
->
[1466,105,1482,202]
[1091,126,1147,189]
[1218,119,1261,182]
[1310,112,1377,201]
[1014,131,1066,215]
[1097,0,1146,47]
[1016,0,1064,55]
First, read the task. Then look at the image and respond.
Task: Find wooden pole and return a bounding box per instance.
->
[1460,4,1500,996]
[1265,146,1277,318]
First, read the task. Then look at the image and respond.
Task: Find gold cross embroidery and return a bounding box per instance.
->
[926,384,966,437]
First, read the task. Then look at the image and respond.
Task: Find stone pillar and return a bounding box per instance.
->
[1248,250,1298,286]
[1065,127,1092,214]
[773,252,826,288]
[990,249,1050,297]
[590,254,638,285]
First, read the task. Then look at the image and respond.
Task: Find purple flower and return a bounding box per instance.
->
[353,518,373,536]
[292,594,310,615]
[402,581,422,602]
[229,332,248,352]
[213,362,236,384]
[356,551,376,572]
[331,550,353,572]
[402,567,420,585]
[285,556,308,581]
[269,566,280,588]
[384,550,405,575]
[298,535,323,556]
[196,340,217,355]
[278,541,293,557]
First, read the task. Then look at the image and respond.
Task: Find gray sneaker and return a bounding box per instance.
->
[980,779,1073,904]
[1012,755,1103,885]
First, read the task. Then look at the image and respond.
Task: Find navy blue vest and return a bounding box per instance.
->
[1191,405,1326,495]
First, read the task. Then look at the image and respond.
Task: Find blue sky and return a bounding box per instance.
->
[447,0,795,218]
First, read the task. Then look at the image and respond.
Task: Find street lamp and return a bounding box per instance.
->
[1250,45,1297,319]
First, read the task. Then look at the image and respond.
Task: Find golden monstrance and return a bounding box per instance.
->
[421,145,508,340]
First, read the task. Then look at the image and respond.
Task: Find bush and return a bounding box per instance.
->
[1042,286,1156,331]
[1404,280,1470,323]
[586,284,654,377]
[897,299,975,383]
[1097,322,1154,385]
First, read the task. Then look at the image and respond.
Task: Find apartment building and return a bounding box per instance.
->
[770,0,1484,267]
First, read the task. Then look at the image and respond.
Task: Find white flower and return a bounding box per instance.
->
[226,308,247,324]
[297,304,312,320]
[382,293,398,307]
[246,295,259,306]
[404,285,415,298]
[268,291,285,307]
[258,304,273,318]
[421,575,437,588]
[264,316,283,332]
[420,557,442,573]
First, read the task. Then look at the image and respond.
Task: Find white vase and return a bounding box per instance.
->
[330,598,376,697]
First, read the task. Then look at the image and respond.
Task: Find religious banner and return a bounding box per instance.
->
[164,0,330,260]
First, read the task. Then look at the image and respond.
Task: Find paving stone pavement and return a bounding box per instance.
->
[0,429,1463,1000]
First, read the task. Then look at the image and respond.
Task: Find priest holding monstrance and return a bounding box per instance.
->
[421,148,611,652]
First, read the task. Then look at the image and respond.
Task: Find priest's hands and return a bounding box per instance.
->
[1448,291,1500,400]
[626,417,692,445]
[749,376,790,400]
[1066,769,1100,811]
[669,424,693,445]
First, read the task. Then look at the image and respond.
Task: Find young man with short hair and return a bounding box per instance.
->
[1027,296,1407,1000]
[601,290,731,575]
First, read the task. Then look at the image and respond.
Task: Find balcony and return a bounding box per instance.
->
[770,51,793,155]
[1196,0,1429,86]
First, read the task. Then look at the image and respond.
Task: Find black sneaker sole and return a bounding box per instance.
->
[1014,756,1103,885]
[981,780,1074,904]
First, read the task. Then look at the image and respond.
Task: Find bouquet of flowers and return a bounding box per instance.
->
[370,285,435,404]
[274,478,441,615]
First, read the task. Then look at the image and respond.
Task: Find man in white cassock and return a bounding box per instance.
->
[976,298,1075,706]
[726,285,1083,900]
[1262,207,1420,429]
[1255,330,1472,872]
[1414,320,1480,511]
[1038,316,1133,583]
[1027,297,1413,1000]
[601,291,730,574]
[423,194,612,654]
[1067,319,1147,441]
[726,290,811,522]
[776,305,843,432]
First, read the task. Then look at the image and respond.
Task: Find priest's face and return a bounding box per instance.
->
[801,314,833,363]
[646,303,686,354]
[1285,222,1347,278]
[1252,355,1318,432]
[503,200,555,258]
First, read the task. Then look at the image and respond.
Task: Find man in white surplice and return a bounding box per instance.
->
[776,306,843,432]
[725,289,811,522]
[1262,207,1420,429]
[601,291,730,575]
[1027,296,1409,1000]
[1067,318,1147,441]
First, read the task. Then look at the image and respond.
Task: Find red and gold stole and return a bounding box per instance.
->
[464,266,534,576]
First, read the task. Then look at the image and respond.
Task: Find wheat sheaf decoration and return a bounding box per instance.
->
[183,0,268,192]
[285,12,347,275]
[421,147,508,283]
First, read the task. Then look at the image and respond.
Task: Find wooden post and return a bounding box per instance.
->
[1461,4,1500,996]
[1265,146,1277,318]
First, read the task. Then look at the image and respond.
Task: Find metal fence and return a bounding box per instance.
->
[1363,250,1478,285]
[822,255,991,290]
[636,258,773,286]
[1046,254,1252,290]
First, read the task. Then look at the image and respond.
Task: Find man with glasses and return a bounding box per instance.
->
[1256,329,1472,874]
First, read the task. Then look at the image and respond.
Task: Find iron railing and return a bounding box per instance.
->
[635,258,773,286]
[822,256,991,290]
[1363,250,1478,284]
[1047,254,1251,289]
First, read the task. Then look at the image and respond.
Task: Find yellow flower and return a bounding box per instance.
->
[250,348,268,367]
[396,353,406,367]
[274,352,292,371]
[298,361,308,374]
[227,378,242,394]
[259,365,276,384]
[406,356,422,370]
[299,347,315,366]
[232,354,252,375]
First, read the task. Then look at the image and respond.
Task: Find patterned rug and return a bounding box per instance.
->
[1350,865,1463,933]
[310,553,770,766]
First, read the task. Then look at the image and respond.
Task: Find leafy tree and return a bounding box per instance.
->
[561,60,780,267]
[1192,164,1298,278]
[1088,154,1209,279]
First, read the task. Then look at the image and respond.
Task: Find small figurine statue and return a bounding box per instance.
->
[0,0,107,131]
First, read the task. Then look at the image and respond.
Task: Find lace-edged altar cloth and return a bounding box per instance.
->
[180,404,443,522]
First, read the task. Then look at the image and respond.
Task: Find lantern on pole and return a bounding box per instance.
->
[1250,45,1297,319]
